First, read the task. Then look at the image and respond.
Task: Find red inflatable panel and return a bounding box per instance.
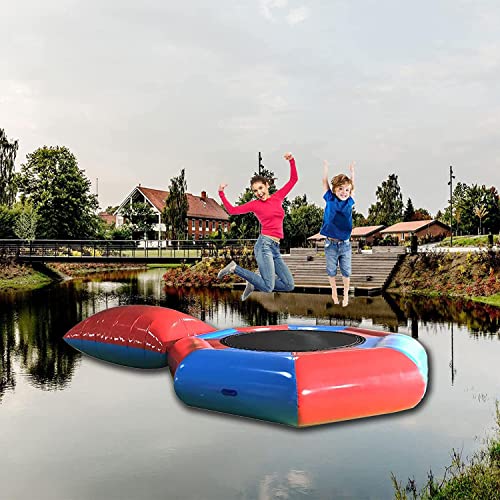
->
[295,347,427,426]
[64,305,216,354]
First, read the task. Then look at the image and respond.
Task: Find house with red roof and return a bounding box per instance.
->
[98,212,119,227]
[351,225,385,245]
[114,185,229,240]
[380,220,451,243]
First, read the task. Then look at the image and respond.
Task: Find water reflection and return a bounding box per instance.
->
[1,268,499,404]
[0,285,81,402]
[256,470,313,499]
[388,293,500,335]
[2,268,500,500]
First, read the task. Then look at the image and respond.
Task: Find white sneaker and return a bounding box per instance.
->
[217,260,237,279]
[241,281,255,301]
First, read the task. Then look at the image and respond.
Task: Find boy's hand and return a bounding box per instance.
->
[284,152,293,161]
[323,160,329,175]
[218,183,227,191]
[349,161,355,177]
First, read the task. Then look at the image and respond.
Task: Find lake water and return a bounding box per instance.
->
[1,268,499,500]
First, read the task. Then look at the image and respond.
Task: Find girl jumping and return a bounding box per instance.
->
[217,152,298,301]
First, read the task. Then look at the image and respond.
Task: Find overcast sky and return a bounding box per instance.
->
[2,0,499,217]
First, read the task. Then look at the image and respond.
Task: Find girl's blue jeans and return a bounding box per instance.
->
[234,235,295,292]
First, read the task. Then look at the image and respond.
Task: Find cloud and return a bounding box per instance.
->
[260,0,288,21]
[260,1,310,25]
[286,6,310,25]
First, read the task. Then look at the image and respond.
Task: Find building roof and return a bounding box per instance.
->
[117,186,229,221]
[351,225,385,237]
[137,187,168,212]
[98,212,117,225]
[380,220,449,233]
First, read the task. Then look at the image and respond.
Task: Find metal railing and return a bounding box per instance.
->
[0,238,260,262]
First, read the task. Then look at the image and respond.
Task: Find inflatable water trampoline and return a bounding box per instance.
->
[64,305,428,427]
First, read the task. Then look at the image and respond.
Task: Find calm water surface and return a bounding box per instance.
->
[1,268,499,500]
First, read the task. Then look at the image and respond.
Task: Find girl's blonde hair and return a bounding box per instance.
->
[331,174,354,192]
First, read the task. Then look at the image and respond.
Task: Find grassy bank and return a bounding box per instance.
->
[387,251,500,305]
[0,260,167,291]
[0,260,53,291]
[438,234,499,247]
[392,403,500,499]
[45,261,147,277]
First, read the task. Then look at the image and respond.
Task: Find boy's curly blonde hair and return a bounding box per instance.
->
[331,174,354,192]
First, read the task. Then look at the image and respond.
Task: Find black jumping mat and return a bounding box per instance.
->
[220,329,366,352]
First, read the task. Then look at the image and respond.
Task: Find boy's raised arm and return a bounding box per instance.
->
[349,162,356,195]
[322,160,330,193]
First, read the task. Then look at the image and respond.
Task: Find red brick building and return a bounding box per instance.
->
[351,225,385,245]
[115,186,229,240]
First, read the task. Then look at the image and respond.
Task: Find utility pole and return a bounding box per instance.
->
[448,166,455,247]
[96,177,99,214]
[258,152,264,175]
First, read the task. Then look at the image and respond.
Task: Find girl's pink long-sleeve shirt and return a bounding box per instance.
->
[218,158,298,240]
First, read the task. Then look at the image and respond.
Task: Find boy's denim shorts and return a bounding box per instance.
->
[324,239,352,278]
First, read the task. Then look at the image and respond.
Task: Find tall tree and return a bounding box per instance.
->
[287,203,324,247]
[403,198,415,221]
[163,168,189,240]
[367,174,404,226]
[442,183,499,235]
[17,146,100,238]
[14,202,39,241]
[122,202,157,240]
[0,128,19,207]
[474,204,488,235]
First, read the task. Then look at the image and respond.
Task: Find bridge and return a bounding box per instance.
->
[1,239,405,296]
[0,239,225,264]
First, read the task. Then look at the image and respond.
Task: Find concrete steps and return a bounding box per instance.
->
[282,248,403,294]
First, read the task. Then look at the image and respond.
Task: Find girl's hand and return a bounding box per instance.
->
[323,160,329,175]
[284,152,293,161]
[218,183,228,191]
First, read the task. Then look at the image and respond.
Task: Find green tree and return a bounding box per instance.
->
[403,198,415,221]
[474,204,488,235]
[110,225,133,240]
[0,204,20,238]
[413,208,432,221]
[443,183,499,235]
[443,182,468,235]
[0,128,19,207]
[290,194,308,211]
[288,203,324,247]
[367,174,404,226]
[163,169,189,240]
[352,208,367,227]
[17,146,100,239]
[122,202,157,240]
[481,186,499,234]
[104,205,119,215]
[14,202,39,240]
